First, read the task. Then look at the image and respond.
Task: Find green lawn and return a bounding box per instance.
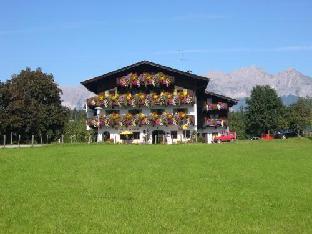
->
[0,139,312,233]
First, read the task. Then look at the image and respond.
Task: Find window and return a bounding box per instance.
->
[133,132,140,140]
[210,114,219,119]
[151,109,164,115]
[106,110,120,115]
[120,134,127,140]
[174,108,187,113]
[109,88,115,95]
[129,109,142,115]
[183,130,191,138]
[171,131,177,139]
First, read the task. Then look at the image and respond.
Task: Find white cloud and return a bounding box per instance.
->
[273,45,312,52]
[154,46,312,55]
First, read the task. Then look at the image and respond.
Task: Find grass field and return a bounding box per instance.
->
[0,139,312,233]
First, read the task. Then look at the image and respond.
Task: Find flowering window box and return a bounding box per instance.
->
[204,102,228,111]
[87,91,194,109]
[87,112,195,129]
[204,118,227,127]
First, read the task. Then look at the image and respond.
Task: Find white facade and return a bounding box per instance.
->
[86,97,198,144]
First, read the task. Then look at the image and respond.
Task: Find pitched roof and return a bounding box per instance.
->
[205,91,238,104]
[81,60,209,86]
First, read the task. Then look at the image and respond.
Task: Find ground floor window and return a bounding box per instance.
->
[133,132,140,140]
[183,130,191,138]
[171,131,177,139]
[120,134,128,140]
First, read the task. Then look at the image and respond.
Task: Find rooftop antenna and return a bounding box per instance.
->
[178,50,189,72]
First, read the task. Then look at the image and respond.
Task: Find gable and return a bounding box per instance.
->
[81,61,209,94]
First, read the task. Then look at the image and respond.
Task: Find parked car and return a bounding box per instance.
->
[273,129,297,139]
[261,133,273,141]
[214,132,236,143]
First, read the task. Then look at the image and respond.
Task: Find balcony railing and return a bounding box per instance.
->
[87,112,194,129]
[203,103,228,111]
[204,118,227,128]
[87,91,194,109]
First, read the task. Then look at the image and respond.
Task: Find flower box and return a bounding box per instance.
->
[87,112,195,129]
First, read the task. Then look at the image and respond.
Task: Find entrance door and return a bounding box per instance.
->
[103,131,110,141]
[152,130,165,144]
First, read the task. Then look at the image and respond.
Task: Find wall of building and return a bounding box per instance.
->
[96,126,196,144]
[87,100,198,144]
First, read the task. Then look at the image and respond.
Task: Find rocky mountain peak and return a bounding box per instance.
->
[207,66,312,99]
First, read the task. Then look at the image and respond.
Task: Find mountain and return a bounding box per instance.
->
[60,67,312,109]
[61,85,94,109]
[207,66,312,99]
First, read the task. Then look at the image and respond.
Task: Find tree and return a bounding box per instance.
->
[228,108,247,139]
[245,85,285,137]
[0,81,10,134]
[287,97,312,135]
[64,109,94,142]
[1,68,69,142]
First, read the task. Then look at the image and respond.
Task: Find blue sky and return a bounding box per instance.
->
[0,0,311,85]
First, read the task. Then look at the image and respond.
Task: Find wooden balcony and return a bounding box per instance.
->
[203,118,228,128]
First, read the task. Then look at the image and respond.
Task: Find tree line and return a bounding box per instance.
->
[229,85,312,139]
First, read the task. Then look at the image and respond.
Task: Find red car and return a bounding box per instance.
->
[261,133,273,141]
[214,132,236,143]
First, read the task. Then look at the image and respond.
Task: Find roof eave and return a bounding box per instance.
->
[81,60,209,85]
[205,91,238,105]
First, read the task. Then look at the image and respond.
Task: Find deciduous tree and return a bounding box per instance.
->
[245,85,285,137]
[287,97,312,135]
[1,68,69,142]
